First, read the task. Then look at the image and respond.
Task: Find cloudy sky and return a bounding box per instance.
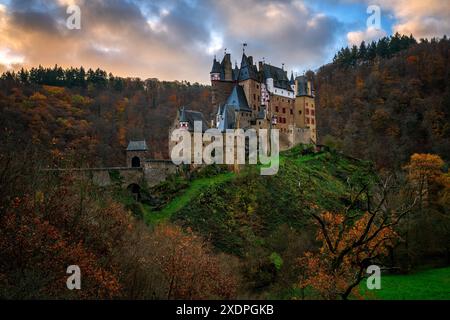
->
[0,0,449,83]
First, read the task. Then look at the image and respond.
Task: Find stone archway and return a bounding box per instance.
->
[131,156,141,168]
[127,183,141,201]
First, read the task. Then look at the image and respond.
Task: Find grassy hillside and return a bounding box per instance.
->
[361,267,450,300]
[138,145,448,298]
[168,147,371,254]
[144,146,373,255]
[139,145,376,295]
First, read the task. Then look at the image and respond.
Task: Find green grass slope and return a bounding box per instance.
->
[144,171,235,224]
[361,267,450,300]
[150,146,374,255]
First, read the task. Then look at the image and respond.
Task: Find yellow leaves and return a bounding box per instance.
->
[35,191,44,204]
[71,94,91,106]
[116,98,128,114]
[30,92,47,101]
[43,85,65,95]
[405,153,445,183]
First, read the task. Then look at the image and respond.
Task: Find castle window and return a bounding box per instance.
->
[311,110,315,116]
[256,84,259,89]
[306,117,310,124]
[275,106,279,112]
[282,108,286,113]
[299,110,302,114]
[306,108,309,115]
[306,102,309,106]
[290,109,293,115]
[253,94,256,100]
[131,156,141,168]
[311,119,315,125]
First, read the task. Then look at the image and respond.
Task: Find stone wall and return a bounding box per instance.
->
[144,160,179,187]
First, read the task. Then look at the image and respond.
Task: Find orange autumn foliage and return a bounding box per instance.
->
[405,153,444,184]
[0,174,132,299]
[149,224,238,300]
[299,211,398,300]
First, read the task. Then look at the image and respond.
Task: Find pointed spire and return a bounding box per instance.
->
[179,106,187,122]
[210,55,221,74]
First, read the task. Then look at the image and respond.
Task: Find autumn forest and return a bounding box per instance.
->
[0,35,449,300]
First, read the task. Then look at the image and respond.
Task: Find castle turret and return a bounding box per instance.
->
[290,71,295,91]
[221,53,233,81]
[210,56,221,81]
[179,106,189,130]
[294,75,316,143]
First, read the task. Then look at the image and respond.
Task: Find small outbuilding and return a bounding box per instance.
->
[126,140,149,168]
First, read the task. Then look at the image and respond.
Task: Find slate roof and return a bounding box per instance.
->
[295,75,310,96]
[238,53,259,81]
[225,85,252,112]
[179,107,209,132]
[262,64,293,91]
[127,140,148,151]
[217,104,236,132]
[256,106,266,119]
[220,53,232,81]
[232,63,240,81]
[216,85,254,132]
[210,57,221,74]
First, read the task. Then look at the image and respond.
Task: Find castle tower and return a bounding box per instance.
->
[126,140,149,168]
[210,56,221,81]
[210,53,235,110]
[238,52,261,119]
[294,76,316,143]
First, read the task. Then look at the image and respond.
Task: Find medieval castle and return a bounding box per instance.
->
[124,47,318,181]
[174,48,317,150]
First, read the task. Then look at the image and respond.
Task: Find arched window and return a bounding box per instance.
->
[131,156,141,168]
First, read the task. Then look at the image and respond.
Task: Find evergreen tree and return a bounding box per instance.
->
[358,41,367,61]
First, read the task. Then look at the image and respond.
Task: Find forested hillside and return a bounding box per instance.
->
[317,35,450,169]
[0,67,212,167]
[1,36,449,300]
